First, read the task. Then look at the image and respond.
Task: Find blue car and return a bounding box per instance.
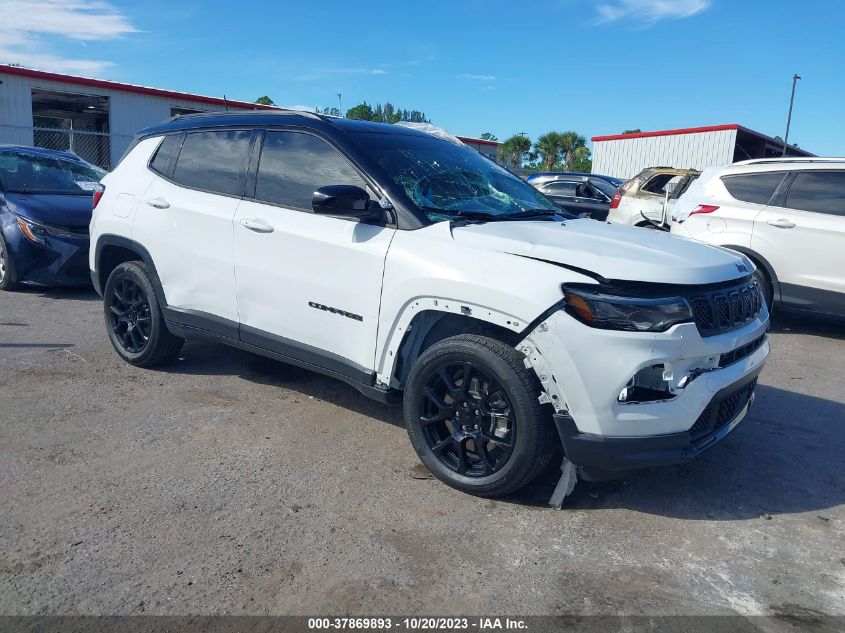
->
[0,145,105,290]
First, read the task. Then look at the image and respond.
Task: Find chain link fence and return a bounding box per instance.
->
[0,125,134,170]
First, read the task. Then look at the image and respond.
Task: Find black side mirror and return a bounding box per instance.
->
[312,185,371,217]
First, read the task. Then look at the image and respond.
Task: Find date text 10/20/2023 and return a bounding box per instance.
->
[307,617,528,630]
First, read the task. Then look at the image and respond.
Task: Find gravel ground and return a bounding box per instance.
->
[1,286,843,620]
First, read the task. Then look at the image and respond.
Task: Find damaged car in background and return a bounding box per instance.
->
[607,167,700,229]
[89,112,770,499]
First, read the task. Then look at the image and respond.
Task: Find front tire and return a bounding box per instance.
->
[403,334,556,498]
[0,234,18,291]
[103,261,183,367]
[753,266,774,312]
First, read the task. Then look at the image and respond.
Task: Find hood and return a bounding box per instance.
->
[449,219,750,286]
[3,192,93,228]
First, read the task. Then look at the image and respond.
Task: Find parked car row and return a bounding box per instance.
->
[528,160,844,320]
[671,158,845,317]
[2,121,841,501]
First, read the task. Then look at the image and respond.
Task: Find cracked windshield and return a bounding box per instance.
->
[356,133,562,222]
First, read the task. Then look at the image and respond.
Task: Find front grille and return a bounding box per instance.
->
[689,378,757,437]
[719,334,767,368]
[690,279,762,336]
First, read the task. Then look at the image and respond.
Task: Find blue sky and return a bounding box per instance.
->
[2,0,844,155]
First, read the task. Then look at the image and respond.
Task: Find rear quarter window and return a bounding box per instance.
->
[783,171,845,216]
[149,134,182,177]
[721,172,787,205]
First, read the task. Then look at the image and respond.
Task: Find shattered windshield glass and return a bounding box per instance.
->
[351,133,561,222]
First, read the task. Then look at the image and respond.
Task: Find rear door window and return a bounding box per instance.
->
[721,172,787,205]
[171,129,253,196]
[783,171,845,216]
[543,181,577,196]
[255,131,368,210]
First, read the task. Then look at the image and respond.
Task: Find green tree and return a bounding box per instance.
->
[534,132,566,170]
[622,128,641,134]
[569,146,592,173]
[560,131,588,171]
[346,102,375,120]
[480,132,498,141]
[498,134,532,170]
[255,95,276,106]
[320,106,341,116]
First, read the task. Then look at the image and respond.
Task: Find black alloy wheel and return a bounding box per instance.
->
[109,275,153,354]
[404,335,555,497]
[102,261,183,367]
[419,361,516,477]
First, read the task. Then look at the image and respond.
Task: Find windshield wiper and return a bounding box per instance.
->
[423,207,572,224]
[500,209,570,221]
[421,207,501,223]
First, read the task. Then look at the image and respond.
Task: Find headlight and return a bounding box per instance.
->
[562,285,693,332]
[16,216,47,244]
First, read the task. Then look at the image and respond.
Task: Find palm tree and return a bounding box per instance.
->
[534,132,566,170]
[560,131,588,171]
[497,134,532,170]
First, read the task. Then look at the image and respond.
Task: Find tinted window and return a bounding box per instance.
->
[722,172,786,205]
[149,134,181,176]
[784,171,845,216]
[172,130,252,196]
[256,131,367,209]
[544,181,577,195]
[0,151,105,195]
[590,179,616,197]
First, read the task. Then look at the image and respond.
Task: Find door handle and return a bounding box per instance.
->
[144,196,170,209]
[239,218,274,233]
[767,219,796,229]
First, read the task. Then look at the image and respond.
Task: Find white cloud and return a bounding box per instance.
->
[458,73,496,81]
[596,0,710,25]
[296,66,389,81]
[0,0,137,76]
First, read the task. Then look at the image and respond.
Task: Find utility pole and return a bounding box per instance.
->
[783,74,801,156]
[337,92,342,117]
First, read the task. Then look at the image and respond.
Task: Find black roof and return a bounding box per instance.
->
[137,110,435,140]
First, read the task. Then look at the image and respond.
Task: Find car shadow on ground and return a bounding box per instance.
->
[163,338,406,428]
[13,285,100,302]
[513,383,845,519]
[161,337,844,520]
[770,309,845,340]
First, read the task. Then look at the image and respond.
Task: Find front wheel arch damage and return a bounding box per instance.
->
[389,309,569,417]
[390,311,520,390]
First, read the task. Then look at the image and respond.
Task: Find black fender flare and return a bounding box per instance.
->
[721,244,780,303]
[94,234,168,307]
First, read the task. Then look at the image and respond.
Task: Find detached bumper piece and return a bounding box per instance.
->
[554,369,761,476]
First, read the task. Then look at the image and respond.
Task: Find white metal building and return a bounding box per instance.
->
[592,124,813,179]
[455,136,500,161]
[0,64,274,169]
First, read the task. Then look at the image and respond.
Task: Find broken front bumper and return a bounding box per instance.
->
[522,305,770,439]
[552,368,760,473]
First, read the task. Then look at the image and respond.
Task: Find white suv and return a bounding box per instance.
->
[672,158,845,316]
[90,111,770,498]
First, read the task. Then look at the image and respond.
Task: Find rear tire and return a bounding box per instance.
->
[103,261,183,367]
[0,234,18,291]
[403,334,556,498]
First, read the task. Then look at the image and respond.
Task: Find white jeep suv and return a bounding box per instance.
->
[90,111,770,497]
[672,158,845,316]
